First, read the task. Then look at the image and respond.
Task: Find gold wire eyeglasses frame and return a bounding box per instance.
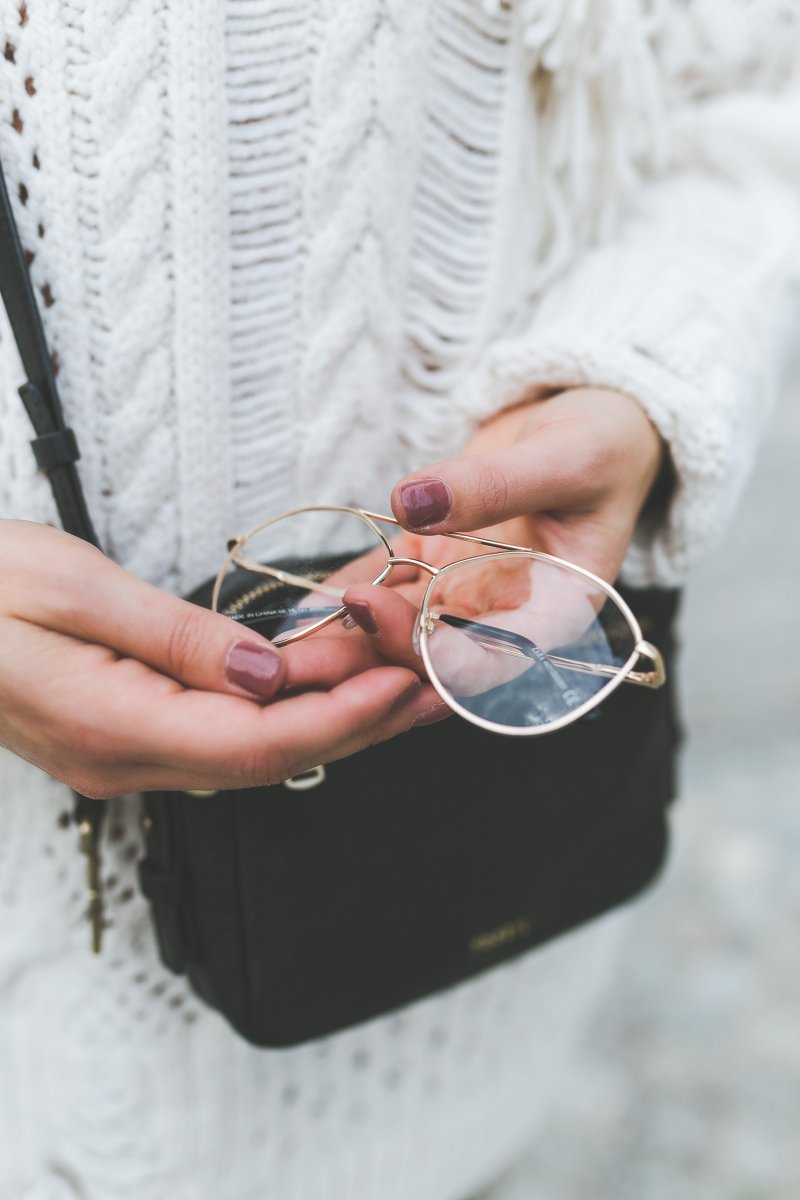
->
[212,505,667,737]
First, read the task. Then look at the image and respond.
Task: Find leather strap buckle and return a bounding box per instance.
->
[31,426,80,473]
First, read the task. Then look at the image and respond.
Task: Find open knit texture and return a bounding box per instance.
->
[1,2,799,1197]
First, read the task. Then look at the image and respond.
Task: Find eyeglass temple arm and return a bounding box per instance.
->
[229,550,347,600]
[360,510,531,553]
[436,615,665,690]
[231,605,343,626]
[549,640,665,688]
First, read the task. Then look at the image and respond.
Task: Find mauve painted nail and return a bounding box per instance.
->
[397,478,452,529]
[225,640,282,697]
[345,600,379,636]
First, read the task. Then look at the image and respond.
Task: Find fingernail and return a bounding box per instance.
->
[397,478,452,529]
[341,614,357,631]
[412,701,452,728]
[225,639,282,698]
[345,600,379,636]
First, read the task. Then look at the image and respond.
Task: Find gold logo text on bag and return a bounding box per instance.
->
[468,916,532,956]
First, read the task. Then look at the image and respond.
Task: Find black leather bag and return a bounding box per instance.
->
[140,568,680,1046]
[1,155,681,1048]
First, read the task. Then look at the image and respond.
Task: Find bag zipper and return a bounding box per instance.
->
[222,568,330,618]
[223,577,284,618]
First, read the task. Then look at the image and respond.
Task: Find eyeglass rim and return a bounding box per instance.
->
[415,549,644,737]
[211,505,660,734]
[211,503,534,645]
[214,503,646,624]
[211,506,394,641]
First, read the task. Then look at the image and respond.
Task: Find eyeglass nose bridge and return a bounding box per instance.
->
[388,555,440,577]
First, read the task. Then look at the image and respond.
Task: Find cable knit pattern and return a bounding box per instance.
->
[1,2,800,1197]
[225,0,310,532]
[292,0,431,510]
[402,0,513,393]
[62,0,181,583]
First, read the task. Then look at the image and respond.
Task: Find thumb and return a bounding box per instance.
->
[26,534,287,700]
[391,433,600,535]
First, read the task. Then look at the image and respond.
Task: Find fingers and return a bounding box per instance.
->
[104,678,445,794]
[121,675,445,794]
[2,614,433,795]
[6,524,287,700]
[280,625,384,689]
[1,523,455,800]
[278,562,446,690]
[342,584,535,699]
[342,585,426,674]
[115,669,434,792]
[391,431,603,537]
[390,388,667,539]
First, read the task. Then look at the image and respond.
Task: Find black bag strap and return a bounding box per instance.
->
[0,160,99,546]
[0,156,105,950]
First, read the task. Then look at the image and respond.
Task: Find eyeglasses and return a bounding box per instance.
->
[212,505,666,736]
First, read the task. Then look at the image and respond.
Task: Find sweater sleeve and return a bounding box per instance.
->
[460,79,800,586]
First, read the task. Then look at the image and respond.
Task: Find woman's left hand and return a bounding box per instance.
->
[392,386,666,582]
[338,387,666,675]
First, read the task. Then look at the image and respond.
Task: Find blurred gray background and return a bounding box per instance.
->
[491,367,800,1198]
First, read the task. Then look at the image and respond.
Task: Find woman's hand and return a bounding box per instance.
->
[340,388,666,666]
[0,521,436,798]
[393,387,666,580]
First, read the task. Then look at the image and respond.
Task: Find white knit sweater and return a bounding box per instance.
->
[0,2,798,1197]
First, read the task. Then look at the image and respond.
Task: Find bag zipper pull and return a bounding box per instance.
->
[78,817,104,953]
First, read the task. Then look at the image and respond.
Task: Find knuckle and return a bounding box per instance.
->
[164,607,206,680]
[473,460,511,521]
[236,741,293,789]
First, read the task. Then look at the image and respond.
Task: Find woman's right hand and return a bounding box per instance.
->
[0,521,434,798]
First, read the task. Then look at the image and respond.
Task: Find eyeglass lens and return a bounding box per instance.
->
[221,509,390,640]
[422,554,636,730]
